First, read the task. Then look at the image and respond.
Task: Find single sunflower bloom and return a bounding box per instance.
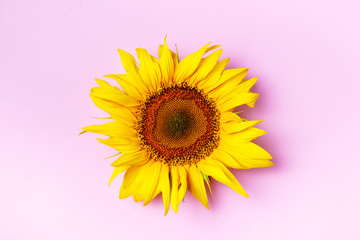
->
[82,38,274,215]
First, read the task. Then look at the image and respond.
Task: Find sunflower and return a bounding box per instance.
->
[81,37,273,215]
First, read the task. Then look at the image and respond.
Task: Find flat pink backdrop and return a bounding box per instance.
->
[1,0,359,239]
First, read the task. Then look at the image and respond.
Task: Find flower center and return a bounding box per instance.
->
[165,110,194,139]
[136,84,220,166]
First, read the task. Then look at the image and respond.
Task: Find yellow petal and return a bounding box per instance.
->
[211,75,259,110]
[217,92,259,112]
[151,183,162,206]
[117,49,149,95]
[90,86,140,108]
[205,45,221,53]
[128,160,159,203]
[142,161,162,206]
[119,164,146,199]
[221,128,267,143]
[217,141,274,169]
[173,43,210,84]
[237,77,258,93]
[187,49,223,86]
[209,68,249,98]
[213,145,273,169]
[159,37,175,86]
[159,164,170,216]
[158,45,164,57]
[198,158,231,185]
[82,121,136,138]
[136,48,161,92]
[159,44,178,69]
[210,148,242,169]
[219,145,274,169]
[245,91,258,108]
[198,58,230,90]
[197,157,249,197]
[90,93,137,124]
[220,112,243,124]
[117,49,138,73]
[170,166,180,213]
[177,166,188,206]
[104,74,144,100]
[95,78,111,87]
[111,150,149,167]
[187,165,209,209]
[109,166,129,186]
[125,160,158,204]
[221,68,248,84]
[172,47,179,68]
[221,120,263,133]
[97,137,141,153]
[221,141,272,160]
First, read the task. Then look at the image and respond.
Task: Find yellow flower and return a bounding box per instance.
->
[82,37,274,215]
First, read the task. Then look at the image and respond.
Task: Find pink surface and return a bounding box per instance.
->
[1,0,360,239]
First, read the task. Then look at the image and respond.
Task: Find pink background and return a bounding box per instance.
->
[1,0,360,239]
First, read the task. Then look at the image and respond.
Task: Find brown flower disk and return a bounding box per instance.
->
[136,84,220,166]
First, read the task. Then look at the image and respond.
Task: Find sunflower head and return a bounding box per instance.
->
[82,37,273,215]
